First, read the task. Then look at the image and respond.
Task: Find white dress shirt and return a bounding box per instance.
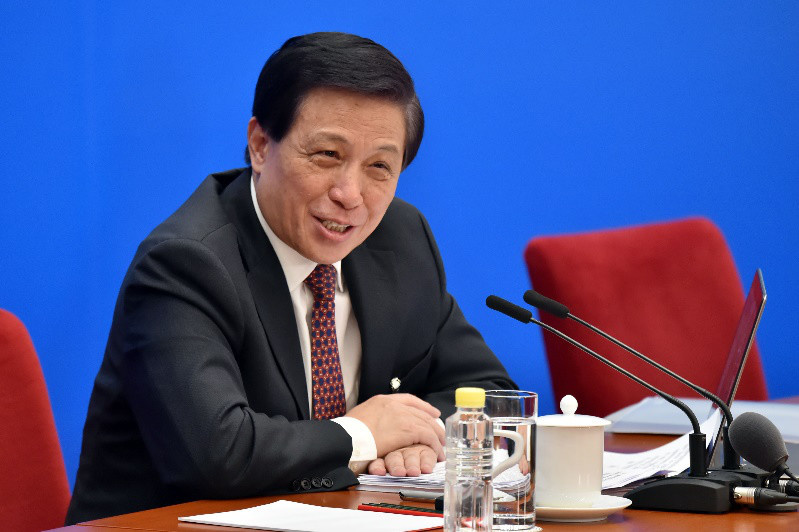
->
[250,178,377,472]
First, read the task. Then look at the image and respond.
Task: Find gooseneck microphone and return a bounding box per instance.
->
[523,289,741,470]
[728,412,799,484]
[487,294,771,513]
[485,295,707,477]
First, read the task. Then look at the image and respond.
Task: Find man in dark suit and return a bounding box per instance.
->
[66,32,514,524]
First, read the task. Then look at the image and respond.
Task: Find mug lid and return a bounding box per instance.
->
[536,395,611,428]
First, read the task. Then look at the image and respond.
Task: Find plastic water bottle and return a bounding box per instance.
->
[444,387,493,531]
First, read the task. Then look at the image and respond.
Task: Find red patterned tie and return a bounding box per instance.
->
[304,264,347,420]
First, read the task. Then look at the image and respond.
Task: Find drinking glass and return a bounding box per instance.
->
[485,390,540,531]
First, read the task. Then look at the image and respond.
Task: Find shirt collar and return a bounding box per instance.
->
[250,175,344,293]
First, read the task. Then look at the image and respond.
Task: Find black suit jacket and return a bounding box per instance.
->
[66,168,515,524]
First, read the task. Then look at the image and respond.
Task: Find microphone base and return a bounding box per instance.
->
[750,502,799,512]
[749,502,799,512]
[625,469,768,513]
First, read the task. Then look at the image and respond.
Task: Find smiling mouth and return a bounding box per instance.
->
[320,219,351,233]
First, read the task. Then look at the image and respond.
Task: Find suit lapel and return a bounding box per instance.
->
[344,245,399,401]
[221,171,310,419]
[247,267,309,419]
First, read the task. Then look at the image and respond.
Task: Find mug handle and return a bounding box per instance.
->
[492,429,524,478]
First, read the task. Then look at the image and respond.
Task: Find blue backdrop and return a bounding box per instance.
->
[2,2,797,489]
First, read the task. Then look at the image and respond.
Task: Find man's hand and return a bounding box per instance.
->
[346,393,445,461]
[367,444,439,476]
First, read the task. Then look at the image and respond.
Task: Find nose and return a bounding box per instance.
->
[328,166,363,210]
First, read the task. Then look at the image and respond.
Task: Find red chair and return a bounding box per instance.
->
[524,217,767,417]
[0,309,70,531]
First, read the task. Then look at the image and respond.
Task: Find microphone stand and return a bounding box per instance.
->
[523,291,770,482]
[527,315,708,480]
[566,312,741,468]
[486,295,764,513]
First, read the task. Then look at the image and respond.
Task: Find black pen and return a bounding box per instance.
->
[399,490,445,510]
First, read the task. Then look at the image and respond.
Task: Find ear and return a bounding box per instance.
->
[247,117,270,174]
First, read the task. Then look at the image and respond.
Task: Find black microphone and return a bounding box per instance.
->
[487,294,768,513]
[486,295,707,476]
[522,290,569,318]
[728,412,799,483]
[523,289,741,470]
[486,295,534,323]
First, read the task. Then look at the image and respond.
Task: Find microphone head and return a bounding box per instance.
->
[486,295,533,324]
[728,411,789,473]
[523,290,570,318]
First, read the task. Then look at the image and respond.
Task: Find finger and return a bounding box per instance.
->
[417,426,445,462]
[430,416,445,444]
[518,453,530,475]
[418,445,438,474]
[401,447,423,477]
[390,404,445,457]
[404,413,445,460]
[406,405,445,445]
[367,458,387,475]
[384,450,407,477]
[386,393,441,419]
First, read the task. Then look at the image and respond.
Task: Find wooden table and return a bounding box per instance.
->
[51,430,799,532]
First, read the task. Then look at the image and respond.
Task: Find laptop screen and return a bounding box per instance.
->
[706,269,767,467]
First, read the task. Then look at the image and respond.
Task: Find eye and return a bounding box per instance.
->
[367,161,395,182]
[310,149,340,167]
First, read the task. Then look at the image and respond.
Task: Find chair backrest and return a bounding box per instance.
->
[524,217,768,417]
[0,309,70,531]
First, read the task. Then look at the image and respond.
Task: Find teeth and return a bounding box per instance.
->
[322,220,349,233]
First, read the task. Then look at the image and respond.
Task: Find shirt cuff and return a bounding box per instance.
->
[332,416,377,475]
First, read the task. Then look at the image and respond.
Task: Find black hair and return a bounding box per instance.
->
[246,32,424,170]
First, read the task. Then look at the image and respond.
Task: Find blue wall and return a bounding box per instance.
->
[2,2,797,488]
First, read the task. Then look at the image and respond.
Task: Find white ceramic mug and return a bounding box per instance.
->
[535,395,610,508]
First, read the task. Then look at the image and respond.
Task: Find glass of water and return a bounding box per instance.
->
[485,390,540,531]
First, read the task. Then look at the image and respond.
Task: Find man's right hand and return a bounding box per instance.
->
[346,394,445,461]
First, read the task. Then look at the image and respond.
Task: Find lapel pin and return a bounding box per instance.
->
[390,377,401,393]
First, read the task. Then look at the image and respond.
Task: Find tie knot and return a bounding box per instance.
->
[304,264,336,301]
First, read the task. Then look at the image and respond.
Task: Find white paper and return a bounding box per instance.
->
[179,499,443,532]
[357,449,529,497]
[602,409,723,489]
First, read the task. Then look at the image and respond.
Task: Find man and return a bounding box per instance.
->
[66,32,514,524]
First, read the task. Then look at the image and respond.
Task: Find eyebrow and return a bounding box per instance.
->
[308,132,401,156]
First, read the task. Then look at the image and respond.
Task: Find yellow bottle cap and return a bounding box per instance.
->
[455,387,485,408]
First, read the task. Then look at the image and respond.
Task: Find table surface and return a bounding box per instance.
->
[52,426,799,532]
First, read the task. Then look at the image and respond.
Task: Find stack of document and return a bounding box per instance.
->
[357,451,529,495]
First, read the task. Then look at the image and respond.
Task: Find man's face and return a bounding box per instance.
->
[249,88,406,264]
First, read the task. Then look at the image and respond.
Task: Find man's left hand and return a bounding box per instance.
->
[366,444,439,476]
